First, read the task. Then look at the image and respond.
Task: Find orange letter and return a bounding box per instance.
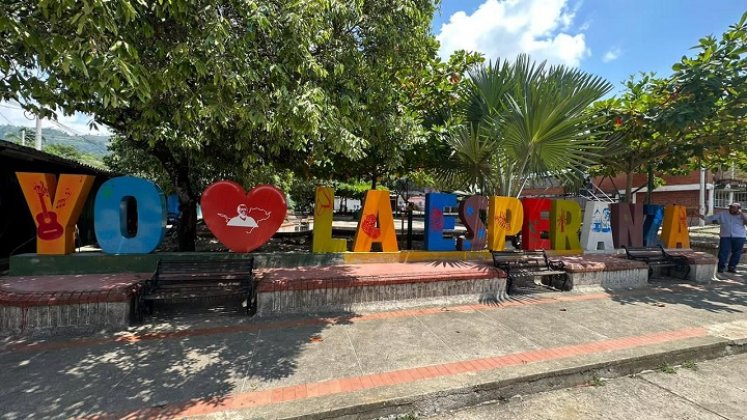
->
[660,205,690,248]
[352,190,399,252]
[312,186,347,253]
[16,172,95,255]
[487,196,524,250]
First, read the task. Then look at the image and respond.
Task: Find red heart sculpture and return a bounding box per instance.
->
[201,181,287,253]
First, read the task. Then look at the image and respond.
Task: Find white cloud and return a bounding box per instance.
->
[0,101,111,136]
[436,0,590,67]
[602,48,622,63]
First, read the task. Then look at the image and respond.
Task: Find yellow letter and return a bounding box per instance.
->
[550,199,582,251]
[353,190,399,252]
[16,172,95,255]
[312,186,347,253]
[487,196,523,250]
[660,205,690,248]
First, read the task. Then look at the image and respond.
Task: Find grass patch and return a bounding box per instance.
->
[590,376,606,387]
[659,363,677,374]
[681,360,698,371]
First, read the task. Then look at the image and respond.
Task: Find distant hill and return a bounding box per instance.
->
[0,125,110,158]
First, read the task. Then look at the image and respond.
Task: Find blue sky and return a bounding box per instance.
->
[433,0,746,92]
[2,2,744,136]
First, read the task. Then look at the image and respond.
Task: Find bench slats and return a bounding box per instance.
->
[623,245,690,279]
[490,249,569,292]
[136,258,256,321]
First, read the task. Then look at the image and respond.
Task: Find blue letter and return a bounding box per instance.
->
[642,204,664,246]
[424,193,457,251]
[94,176,166,254]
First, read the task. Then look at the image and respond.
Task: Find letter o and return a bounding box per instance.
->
[94,176,167,254]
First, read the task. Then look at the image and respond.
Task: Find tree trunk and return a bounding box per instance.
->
[624,172,633,203]
[177,194,197,252]
[371,174,378,190]
[173,169,197,252]
[151,143,197,251]
[646,165,654,205]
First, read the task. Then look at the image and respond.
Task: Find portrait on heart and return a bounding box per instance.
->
[201,181,288,253]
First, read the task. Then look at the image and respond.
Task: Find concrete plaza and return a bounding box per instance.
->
[0,272,746,419]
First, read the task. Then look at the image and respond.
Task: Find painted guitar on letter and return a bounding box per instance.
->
[33,184,64,240]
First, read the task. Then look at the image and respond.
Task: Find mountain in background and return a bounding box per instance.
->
[0,124,110,157]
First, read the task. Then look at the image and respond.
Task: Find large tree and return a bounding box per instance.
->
[1,0,445,250]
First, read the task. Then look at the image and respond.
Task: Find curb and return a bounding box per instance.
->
[267,337,746,420]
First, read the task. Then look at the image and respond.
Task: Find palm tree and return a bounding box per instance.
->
[440,54,612,196]
[434,125,497,194]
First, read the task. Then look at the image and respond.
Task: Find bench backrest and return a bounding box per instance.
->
[491,250,550,269]
[153,259,254,284]
[624,246,667,261]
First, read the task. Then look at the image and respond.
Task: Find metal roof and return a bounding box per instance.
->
[0,140,114,176]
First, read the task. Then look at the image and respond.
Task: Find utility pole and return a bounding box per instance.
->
[698,167,706,226]
[35,116,42,151]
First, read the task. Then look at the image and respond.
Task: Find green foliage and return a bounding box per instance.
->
[590,375,606,387]
[1,0,448,250]
[659,363,677,374]
[439,54,612,195]
[336,181,372,200]
[435,125,497,193]
[287,178,318,215]
[681,360,698,371]
[592,12,747,196]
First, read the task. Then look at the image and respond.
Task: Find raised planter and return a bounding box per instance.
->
[254,262,506,316]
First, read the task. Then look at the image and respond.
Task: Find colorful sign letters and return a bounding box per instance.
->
[313,190,692,254]
[16,172,693,256]
[17,173,287,255]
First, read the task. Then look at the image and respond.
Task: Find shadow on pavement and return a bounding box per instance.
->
[608,274,747,314]
[0,272,360,418]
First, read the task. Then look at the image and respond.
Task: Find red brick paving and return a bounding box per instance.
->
[115,326,707,418]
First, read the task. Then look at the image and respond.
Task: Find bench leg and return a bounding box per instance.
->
[554,274,571,291]
[132,292,152,324]
[244,283,257,316]
[506,275,514,295]
[670,264,691,280]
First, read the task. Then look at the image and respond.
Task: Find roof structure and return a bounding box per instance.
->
[0,140,114,176]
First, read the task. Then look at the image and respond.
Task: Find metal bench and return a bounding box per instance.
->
[623,245,690,279]
[136,258,255,321]
[490,250,569,292]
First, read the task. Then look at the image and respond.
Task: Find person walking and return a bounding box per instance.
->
[700,202,747,273]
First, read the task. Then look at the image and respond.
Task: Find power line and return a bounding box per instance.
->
[0,110,15,125]
[48,118,86,137]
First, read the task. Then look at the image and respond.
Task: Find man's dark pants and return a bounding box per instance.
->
[718,236,746,271]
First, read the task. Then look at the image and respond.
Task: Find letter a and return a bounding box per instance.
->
[353,190,399,252]
[660,205,690,248]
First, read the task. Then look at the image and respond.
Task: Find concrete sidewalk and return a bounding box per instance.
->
[433,352,747,419]
[1,274,746,419]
